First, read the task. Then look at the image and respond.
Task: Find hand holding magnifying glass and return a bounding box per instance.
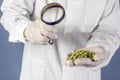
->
[23,3,65,45]
[40,3,65,45]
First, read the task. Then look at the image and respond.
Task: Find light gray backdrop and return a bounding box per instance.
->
[0,0,120,80]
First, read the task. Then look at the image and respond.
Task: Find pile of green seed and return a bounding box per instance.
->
[69,50,96,61]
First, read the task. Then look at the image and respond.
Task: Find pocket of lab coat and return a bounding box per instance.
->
[31,57,45,80]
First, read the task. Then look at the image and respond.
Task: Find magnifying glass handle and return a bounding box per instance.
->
[47,37,54,45]
[41,33,54,45]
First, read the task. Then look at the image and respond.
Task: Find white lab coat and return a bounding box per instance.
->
[1,0,120,80]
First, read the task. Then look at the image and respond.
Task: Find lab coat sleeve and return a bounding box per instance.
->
[0,0,35,43]
[86,0,120,68]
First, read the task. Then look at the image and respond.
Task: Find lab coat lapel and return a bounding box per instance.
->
[84,0,107,26]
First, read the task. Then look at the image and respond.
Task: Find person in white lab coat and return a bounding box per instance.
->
[0,0,120,80]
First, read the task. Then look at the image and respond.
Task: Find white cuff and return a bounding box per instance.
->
[9,20,32,43]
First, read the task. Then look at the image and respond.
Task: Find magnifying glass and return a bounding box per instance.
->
[40,3,65,45]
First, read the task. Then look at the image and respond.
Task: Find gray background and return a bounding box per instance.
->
[0,0,120,80]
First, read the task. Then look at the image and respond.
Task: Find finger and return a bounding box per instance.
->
[64,54,74,66]
[94,52,107,62]
[39,34,50,42]
[65,53,72,60]
[41,30,58,39]
[41,33,55,45]
[75,58,101,67]
[44,25,58,33]
[74,58,94,66]
[31,33,49,44]
[64,59,74,67]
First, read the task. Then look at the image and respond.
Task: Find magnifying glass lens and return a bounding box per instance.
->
[42,7,64,25]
